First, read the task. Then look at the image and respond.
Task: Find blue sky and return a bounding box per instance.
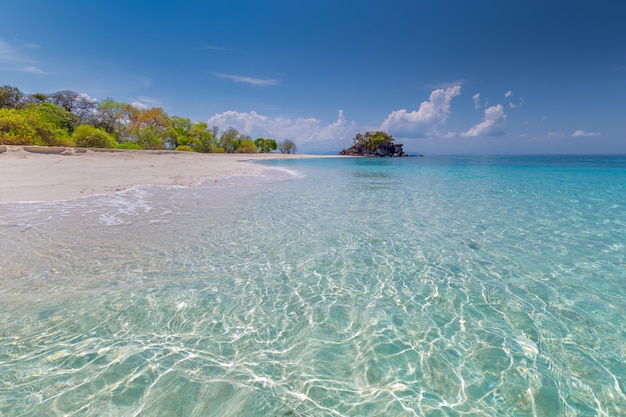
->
[1,0,624,154]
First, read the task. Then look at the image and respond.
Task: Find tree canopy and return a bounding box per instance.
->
[278,139,297,154]
[0,84,289,153]
[254,138,278,153]
[0,85,24,109]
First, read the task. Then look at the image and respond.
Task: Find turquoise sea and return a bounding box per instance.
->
[1,155,625,416]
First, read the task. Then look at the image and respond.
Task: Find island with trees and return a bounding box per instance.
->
[0,85,298,154]
[339,131,407,157]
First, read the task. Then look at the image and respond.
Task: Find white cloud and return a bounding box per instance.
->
[213,72,279,86]
[207,109,357,143]
[131,101,149,110]
[0,39,45,74]
[472,93,481,109]
[130,96,162,109]
[505,90,513,98]
[462,104,507,137]
[572,130,601,137]
[0,39,28,63]
[78,92,97,105]
[507,94,524,109]
[379,85,462,137]
[22,65,46,74]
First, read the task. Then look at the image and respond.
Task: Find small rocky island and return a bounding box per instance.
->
[339,131,407,157]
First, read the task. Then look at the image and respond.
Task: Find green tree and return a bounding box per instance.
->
[28,102,77,133]
[134,126,164,150]
[236,139,258,153]
[341,131,396,155]
[0,85,24,109]
[94,98,126,138]
[28,93,47,104]
[278,139,297,154]
[73,124,117,148]
[254,137,278,153]
[164,116,193,149]
[220,127,247,153]
[191,122,219,153]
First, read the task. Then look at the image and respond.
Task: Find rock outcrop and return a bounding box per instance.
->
[339,139,407,157]
[339,131,409,157]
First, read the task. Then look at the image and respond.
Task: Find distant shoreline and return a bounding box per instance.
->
[0,145,343,203]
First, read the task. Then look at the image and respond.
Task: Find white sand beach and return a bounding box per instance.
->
[0,145,322,202]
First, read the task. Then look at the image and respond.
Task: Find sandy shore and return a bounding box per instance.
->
[0,145,326,202]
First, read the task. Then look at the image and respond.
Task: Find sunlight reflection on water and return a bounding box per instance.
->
[1,156,625,416]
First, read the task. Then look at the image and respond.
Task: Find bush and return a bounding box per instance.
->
[29,102,77,133]
[174,145,194,152]
[236,139,258,153]
[0,108,73,146]
[134,126,164,150]
[116,141,142,150]
[73,124,117,148]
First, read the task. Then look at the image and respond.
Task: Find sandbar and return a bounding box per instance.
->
[0,145,325,203]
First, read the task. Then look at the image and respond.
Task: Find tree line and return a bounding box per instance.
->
[0,85,297,154]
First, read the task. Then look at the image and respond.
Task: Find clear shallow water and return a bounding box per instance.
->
[1,155,625,416]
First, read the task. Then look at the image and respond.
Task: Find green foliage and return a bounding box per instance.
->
[164,116,193,149]
[236,139,258,153]
[0,84,288,154]
[0,108,73,146]
[254,137,278,153]
[341,131,397,156]
[0,108,44,145]
[28,102,77,133]
[174,145,194,152]
[94,98,126,136]
[278,139,297,154]
[116,141,142,150]
[219,127,242,153]
[73,124,117,148]
[218,127,254,153]
[29,93,47,104]
[134,126,164,150]
[0,85,24,109]
[191,122,219,153]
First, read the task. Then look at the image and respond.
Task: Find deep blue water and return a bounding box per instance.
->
[1,155,625,416]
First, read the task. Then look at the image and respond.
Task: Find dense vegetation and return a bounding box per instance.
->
[339,131,406,156]
[0,85,297,153]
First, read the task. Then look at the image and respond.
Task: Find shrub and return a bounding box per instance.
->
[73,124,117,148]
[134,126,164,150]
[116,141,142,150]
[236,139,258,153]
[29,102,77,133]
[174,145,194,152]
[0,108,73,146]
